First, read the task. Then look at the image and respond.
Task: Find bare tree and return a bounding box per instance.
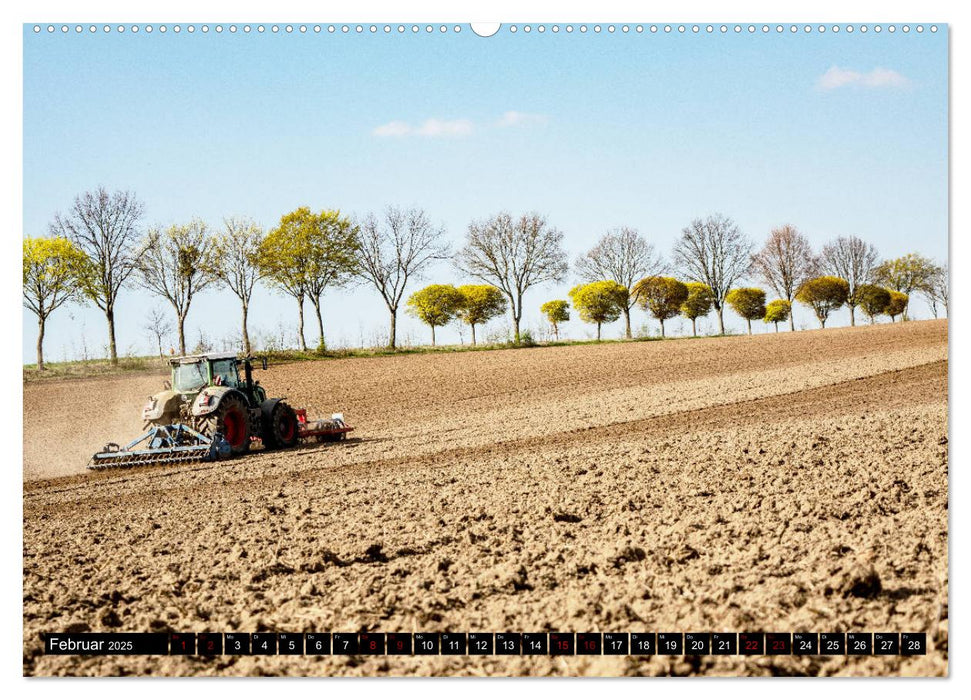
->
[575,227,663,338]
[137,220,218,355]
[923,263,949,318]
[143,306,173,358]
[672,214,753,334]
[750,225,817,331]
[820,235,879,326]
[49,187,144,365]
[355,206,451,349]
[210,217,265,355]
[456,212,569,343]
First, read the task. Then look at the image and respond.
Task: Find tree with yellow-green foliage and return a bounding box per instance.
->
[259,207,360,352]
[872,253,936,321]
[541,299,570,340]
[407,284,465,346]
[456,284,507,346]
[726,287,767,335]
[854,284,891,324]
[633,276,688,338]
[680,282,714,337]
[885,290,909,323]
[795,276,850,328]
[23,236,90,371]
[568,280,627,340]
[763,299,791,332]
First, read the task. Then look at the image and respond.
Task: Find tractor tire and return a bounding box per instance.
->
[200,394,251,455]
[263,401,299,450]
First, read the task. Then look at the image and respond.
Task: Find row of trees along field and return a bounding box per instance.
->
[23,188,949,370]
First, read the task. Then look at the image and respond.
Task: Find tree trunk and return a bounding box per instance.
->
[746,318,752,335]
[659,319,666,338]
[177,314,187,356]
[512,315,521,344]
[312,297,325,350]
[241,302,251,355]
[36,315,45,371]
[388,307,397,349]
[554,324,559,341]
[849,304,856,326]
[820,317,827,329]
[596,322,601,341]
[431,325,436,346]
[716,305,725,334]
[622,306,632,339]
[691,318,697,337]
[789,310,795,332]
[470,324,477,346]
[296,296,307,351]
[106,306,118,365]
[774,322,779,333]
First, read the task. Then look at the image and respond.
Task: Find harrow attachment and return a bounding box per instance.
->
[296,410,354,442]
[88,423,232,470]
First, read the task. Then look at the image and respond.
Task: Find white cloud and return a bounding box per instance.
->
[817,65,911,90]
[496,110,549,128]
[372,112,548,138]
[416,118,474,137]
[372,118,473,138]
[372,121,412,137]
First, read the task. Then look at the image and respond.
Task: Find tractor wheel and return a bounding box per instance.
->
[263,402,299,450]
[200,394,251,455]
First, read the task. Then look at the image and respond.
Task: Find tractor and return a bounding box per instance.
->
[88,353,352,468]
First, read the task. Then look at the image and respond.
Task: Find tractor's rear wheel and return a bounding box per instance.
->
[263,402,299,450]
[200,394,251,455]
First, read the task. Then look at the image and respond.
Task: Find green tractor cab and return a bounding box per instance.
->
[89,353,352,469]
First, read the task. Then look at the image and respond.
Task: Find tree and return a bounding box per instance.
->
[872,253,937,321]
[821,235,878,327]
[259,221,309,351]
[568,281,626,340]
[456,211,568,344]
[751,225,817,331]
[726,287,767,335]
[541,300,570,340]
[49,187,144,365]
[672,213,753,334]
[456,284,507,346]
[763,299,791,333]
[209,217,265,355]
[885,290,909,323]
[137,220,218,355]
[22,236,88,370]
[302,209,360,350]
[922,263,948,318]
[680,282,714,337]
[260,208,360,352]
[144,306,174,358]
[855,284,892,324]
[406,284,464,346]
[795,276,850,328]
[632,276,688,338]
[575,227,663,338]
[356,206,450,349]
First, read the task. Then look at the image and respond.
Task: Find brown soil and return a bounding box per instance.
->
[22,320,949,676]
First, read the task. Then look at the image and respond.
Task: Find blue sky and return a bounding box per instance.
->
[23,24,948,360]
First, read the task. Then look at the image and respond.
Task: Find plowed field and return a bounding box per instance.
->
[23,320,949,676]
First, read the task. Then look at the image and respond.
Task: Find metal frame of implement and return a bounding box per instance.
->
[88,423,231,469]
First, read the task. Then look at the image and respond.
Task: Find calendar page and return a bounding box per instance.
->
[21,18,948,678]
